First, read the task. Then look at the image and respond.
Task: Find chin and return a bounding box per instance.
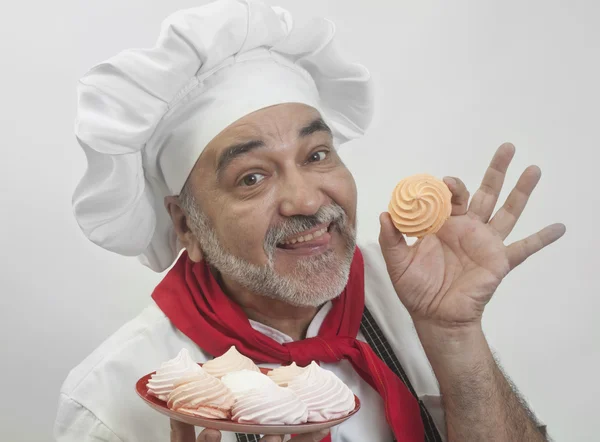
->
[269,254,352,308]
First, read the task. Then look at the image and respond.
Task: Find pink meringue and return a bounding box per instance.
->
[267,362,306,387]
[202,346,260,379]
[167,371,235,419]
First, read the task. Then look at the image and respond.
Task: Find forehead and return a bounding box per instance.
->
[206,103,323,151]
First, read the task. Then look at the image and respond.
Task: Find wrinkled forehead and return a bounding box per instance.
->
[210,103,324,148]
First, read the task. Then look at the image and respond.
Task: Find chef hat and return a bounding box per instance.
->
[73,0,374,272]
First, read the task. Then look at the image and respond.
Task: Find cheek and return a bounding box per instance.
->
[213,207,272,262]
[327,168,357,218]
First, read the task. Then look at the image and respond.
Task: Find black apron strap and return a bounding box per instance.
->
[360,306,443,442]
[235,433,260,442]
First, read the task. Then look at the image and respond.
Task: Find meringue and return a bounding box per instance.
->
[146,348,203,401]
[232,384,308,425]
[388,174,452,238]
[167,371,235,419]
[221,369,277,400]
[202,346,260,379]
[267,362,306,387]
[287,362,355,422]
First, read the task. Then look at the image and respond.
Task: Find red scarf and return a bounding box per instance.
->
[152,249,424,441]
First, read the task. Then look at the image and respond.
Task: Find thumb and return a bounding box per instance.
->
[170,419,196,442]
[378,212,412,284]
[378,212,409,260]
[306,430,330,441]
[196,428,222,442]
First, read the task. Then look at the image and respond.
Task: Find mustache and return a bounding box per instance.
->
[264,204,348,252]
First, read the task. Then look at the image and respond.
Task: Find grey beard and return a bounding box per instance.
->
[179,187,356,307]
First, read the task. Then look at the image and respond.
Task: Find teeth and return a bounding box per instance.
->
[281,227,328,245]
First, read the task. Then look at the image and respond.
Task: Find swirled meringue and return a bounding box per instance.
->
[287,362,355,422]
[202,346,260,379]
[232,384,308,425]
[267,362,306,387]
[146,348,203,401]
[388,174,452,237]
[221,369,277,400]
[167,371,235,419]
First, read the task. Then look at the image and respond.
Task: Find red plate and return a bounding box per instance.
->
[136,366,361,435]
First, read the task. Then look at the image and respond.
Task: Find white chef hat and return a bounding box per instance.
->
[73,0,374,272]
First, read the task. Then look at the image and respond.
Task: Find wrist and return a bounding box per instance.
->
[414,319,490,366]
[415,320,498,410]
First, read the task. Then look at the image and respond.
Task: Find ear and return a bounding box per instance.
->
[164,195,204,263]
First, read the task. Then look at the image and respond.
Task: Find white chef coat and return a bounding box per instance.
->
[54,242,447,442]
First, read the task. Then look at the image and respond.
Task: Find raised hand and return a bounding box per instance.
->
[378,143,565,328]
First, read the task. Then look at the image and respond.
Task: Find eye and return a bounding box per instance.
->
[307,150,329,163]
[240,173,265,187]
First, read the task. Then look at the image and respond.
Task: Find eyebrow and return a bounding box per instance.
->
[299,118,333,138]
[215,118,332,178]
[216,139,266,177]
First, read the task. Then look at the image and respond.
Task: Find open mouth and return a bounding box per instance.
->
[276,222,334,250]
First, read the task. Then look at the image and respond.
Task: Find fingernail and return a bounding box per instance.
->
[444,177,456,186]
[206,433,221,442]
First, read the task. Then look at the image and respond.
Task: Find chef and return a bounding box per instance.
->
[55,1,564,441]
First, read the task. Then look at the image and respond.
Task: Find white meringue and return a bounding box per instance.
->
[232,384,308,425]
[146,348,202,401]
[287,361,355,422]
[221,369,277,400]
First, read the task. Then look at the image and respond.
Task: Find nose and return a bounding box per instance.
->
[278,169,325,217]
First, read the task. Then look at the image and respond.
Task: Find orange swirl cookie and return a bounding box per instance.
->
[388,174,452,237]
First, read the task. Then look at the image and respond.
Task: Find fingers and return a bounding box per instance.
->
[443,176,470,216]
[489,165,542,239]
[170,420,196,442]
[260,430,329,442]
[194,427,221,442]
[468,143,516,222]
[507,223,566,269]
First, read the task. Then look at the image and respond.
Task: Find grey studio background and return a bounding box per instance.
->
[0,1,598,441]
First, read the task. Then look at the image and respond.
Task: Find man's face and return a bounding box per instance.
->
[182,103,358,307]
